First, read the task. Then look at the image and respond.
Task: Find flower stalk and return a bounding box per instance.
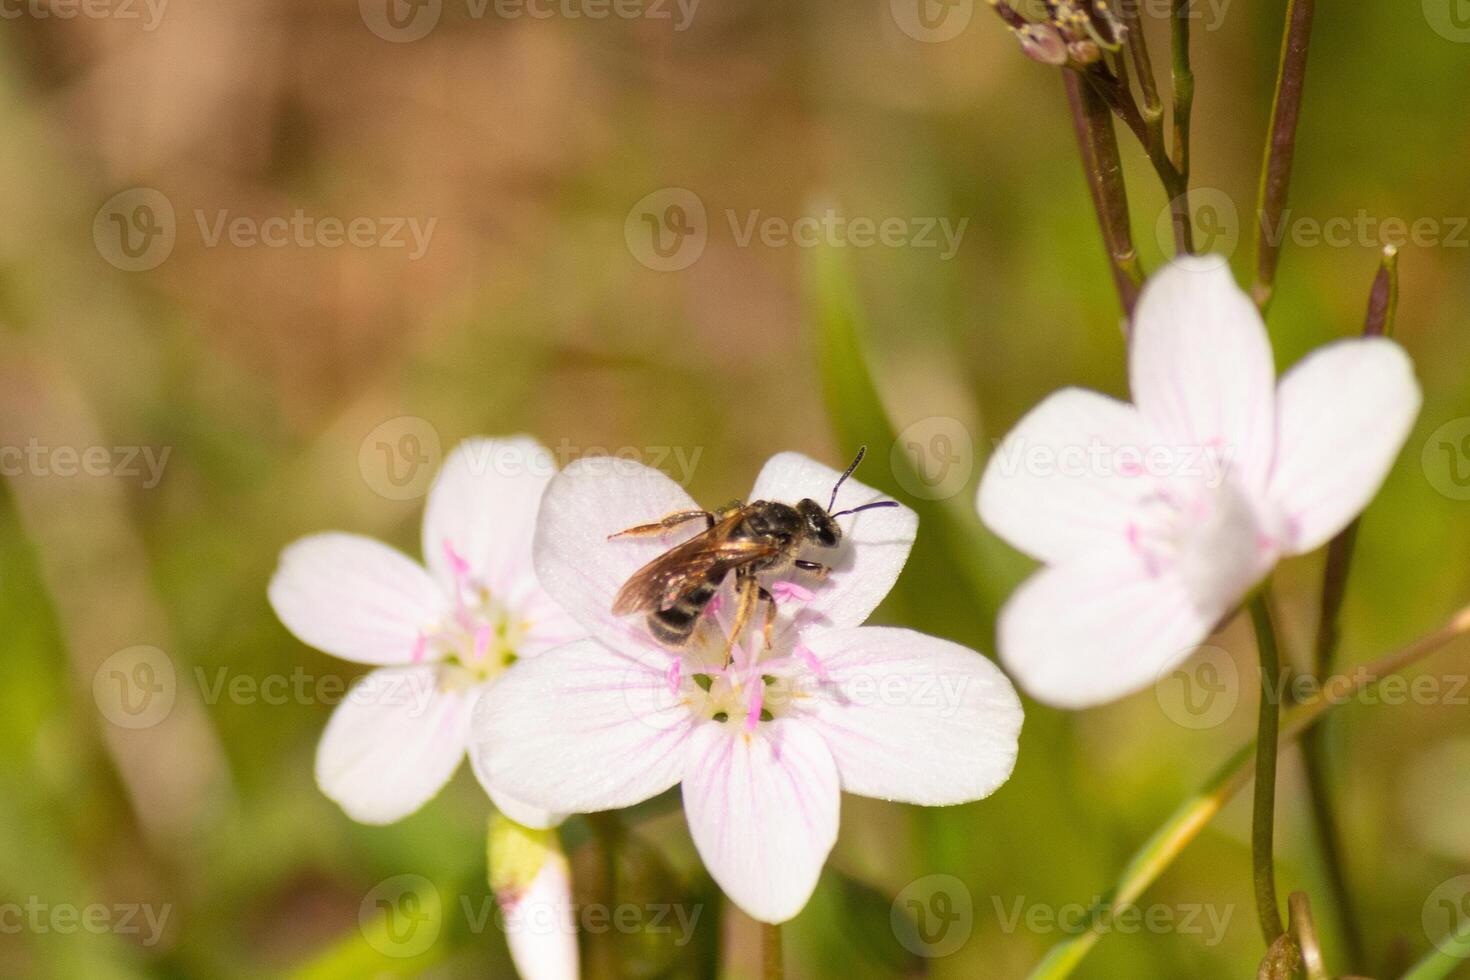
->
[762,922,785,980]
[1298,244,1401,971]
[1024,603,1470,979]
[1063,70,1143,315]
[1170,0,1194,182]
[1249,589,1286,945]
[1252,0,1317,312]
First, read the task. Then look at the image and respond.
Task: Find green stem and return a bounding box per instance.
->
[1024,605,1470,979]
[1400,919,1470,980]
[1252,0,1317,312]
[761,922,784,980]
[1250,591,1286,945]
[587,812,622,977]
[1170,0,1194,181]
[1063,71,1143,315]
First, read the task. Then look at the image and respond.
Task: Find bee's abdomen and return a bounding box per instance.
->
[648,575,721,646]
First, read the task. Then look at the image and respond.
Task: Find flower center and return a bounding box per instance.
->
[1125,476,1278,614]
[421,542,531,689]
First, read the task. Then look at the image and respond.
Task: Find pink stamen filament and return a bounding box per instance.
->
[744,681,764,733]
[771,580,815,603]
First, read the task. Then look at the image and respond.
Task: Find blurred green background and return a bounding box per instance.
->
[2,1,1469,977]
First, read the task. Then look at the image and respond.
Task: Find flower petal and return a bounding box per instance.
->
[470,639,693,815]
[269,533,447,665]
[314,665,470,824]
[423,436,558,595]
[977,388,1152,564]
[1267,338,1421,554]
[749,452,917,630]
[1129,258,1277,492]
[533,456,702,643]
[681,720,839,924]
[481,779,563,831]
[500,845,579,980]
[800,627,1022,805]
[997,550,1221,709]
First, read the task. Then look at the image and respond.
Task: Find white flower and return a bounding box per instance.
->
[268,436,586,827]
[471,452,1024,924]
[978,258,1422,708]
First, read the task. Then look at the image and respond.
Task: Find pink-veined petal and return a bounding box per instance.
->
[314,665,470,824]
[1267,337,1421,554]
[423,436,557,596]
[800,627,1022,805]
[269,533,447,665]
[978,388,1153,564]
[1129,258,1277,492]
[533,456,702,643]
[502,852,579,980]
[470,639,693,815]
[681,720,839,924]
[480,778,563,831]
[997,550,1224,709]
[748,452,917,631]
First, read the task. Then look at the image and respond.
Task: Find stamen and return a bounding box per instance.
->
[745,681,765,733]
[770,581,815,604]
[474,624,493,662]
[794,643,830,682]
[411,633,428,664]
[665,658,682,695]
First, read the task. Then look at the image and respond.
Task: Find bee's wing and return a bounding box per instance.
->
[611,514,777,615]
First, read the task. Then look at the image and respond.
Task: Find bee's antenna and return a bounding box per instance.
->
[827,446,868,512]
[829,500,900,520]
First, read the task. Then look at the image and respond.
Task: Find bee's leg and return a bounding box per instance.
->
[608,510,715,540]
[723,571,760,666]
[793,559,830,580]
[758,586,777,650]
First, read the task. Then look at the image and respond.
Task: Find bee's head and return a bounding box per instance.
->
[796,498,841,548]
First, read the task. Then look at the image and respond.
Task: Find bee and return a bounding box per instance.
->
[609,447,899,659]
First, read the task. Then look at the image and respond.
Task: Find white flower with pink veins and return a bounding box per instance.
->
[269,436,587,827]
[472,451,1024,924]
[979,257,1423,708]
